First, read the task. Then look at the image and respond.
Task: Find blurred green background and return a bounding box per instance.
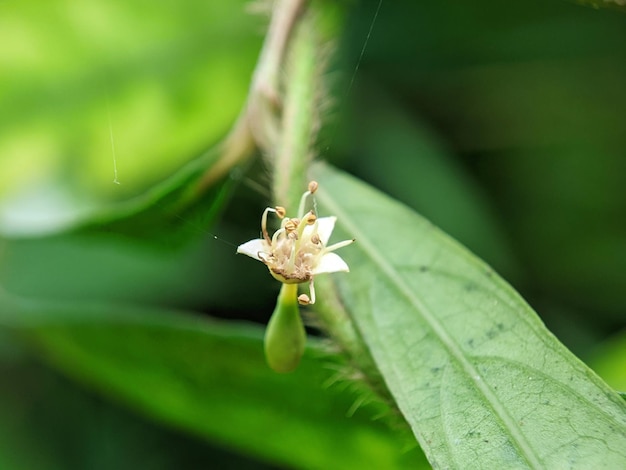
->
[1,0,625,468]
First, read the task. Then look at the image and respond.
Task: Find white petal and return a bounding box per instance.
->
[313,252,349,275]
[314,216,336,245]
[236,239,267,261]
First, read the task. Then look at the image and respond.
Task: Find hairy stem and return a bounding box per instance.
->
[272,12,318,212]
[247,0,306,153]
[247,1,393,407]
[263,1,391,401]
[200,0,306,193]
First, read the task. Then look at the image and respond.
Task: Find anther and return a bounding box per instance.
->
[310,234,320,244]
[308,181,318,194]
[275,206,286,218]
[297,294,311,305]
[304,211,317,225]
[285,219,300,232]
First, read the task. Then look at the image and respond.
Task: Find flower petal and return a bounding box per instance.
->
[236,238,268,261]
[313,252,349,275]
[313,216,336,245]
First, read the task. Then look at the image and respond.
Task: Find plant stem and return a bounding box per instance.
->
[262,2,392,399]
[246,0,306,154]
[272,11,319,213]
[248,1,394,405]
[199,0,307,194]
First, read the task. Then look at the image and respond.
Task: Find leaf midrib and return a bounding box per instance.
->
[317,185,543,468]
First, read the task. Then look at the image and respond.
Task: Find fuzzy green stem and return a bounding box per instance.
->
[250,0,305,110]
[246,0,305,154]
[255,2,393,404]
[272,13,319,213]
[263,5,390,395]
[198,1,307,195]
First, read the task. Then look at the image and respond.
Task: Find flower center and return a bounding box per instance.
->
[265,210,322,283]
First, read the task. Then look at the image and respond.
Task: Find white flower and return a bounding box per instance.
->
[237,181,354,305]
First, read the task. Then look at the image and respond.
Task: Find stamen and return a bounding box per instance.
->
[326,238,355,252]
[287,240,297,271]
[307,219,320,245]
[286,220,301,271]
[297,211,314,240]
[285,219,299,232]
[271,227,286,245]
[297,189,311,219]
[261,207,277,244]
[304,211,317,225]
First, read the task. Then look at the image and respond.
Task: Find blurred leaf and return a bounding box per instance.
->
[312,162,626,469]
[339,0,626,332]
[343,82,518,278]
[577,0,626,12]
[336,2,626,357]
[351,1,626,83]
[481,145,626,322]
[588,329,626,392]
[0,179,278,314]
[0,147,242,245]
[0,0,262,236]
[0,334,273,470]
[64,149,240,245]
[0,225,276,310]
[0,293,427,469]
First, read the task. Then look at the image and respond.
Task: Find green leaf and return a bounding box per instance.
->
[311,162,626,469]
[0,224,270,308]
[0,0,261,237]
[588,330,626,392]
[0,334,273,470]
[0,293,427,469]
[65,148,239,244]
[577,0,626,12]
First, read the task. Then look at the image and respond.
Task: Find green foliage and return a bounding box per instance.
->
[1,0,625,468]
[0,0,260,236]
[0,335,275,470]
[588,330,626,393]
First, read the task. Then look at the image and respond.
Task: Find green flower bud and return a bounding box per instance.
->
[264,283,306,373]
